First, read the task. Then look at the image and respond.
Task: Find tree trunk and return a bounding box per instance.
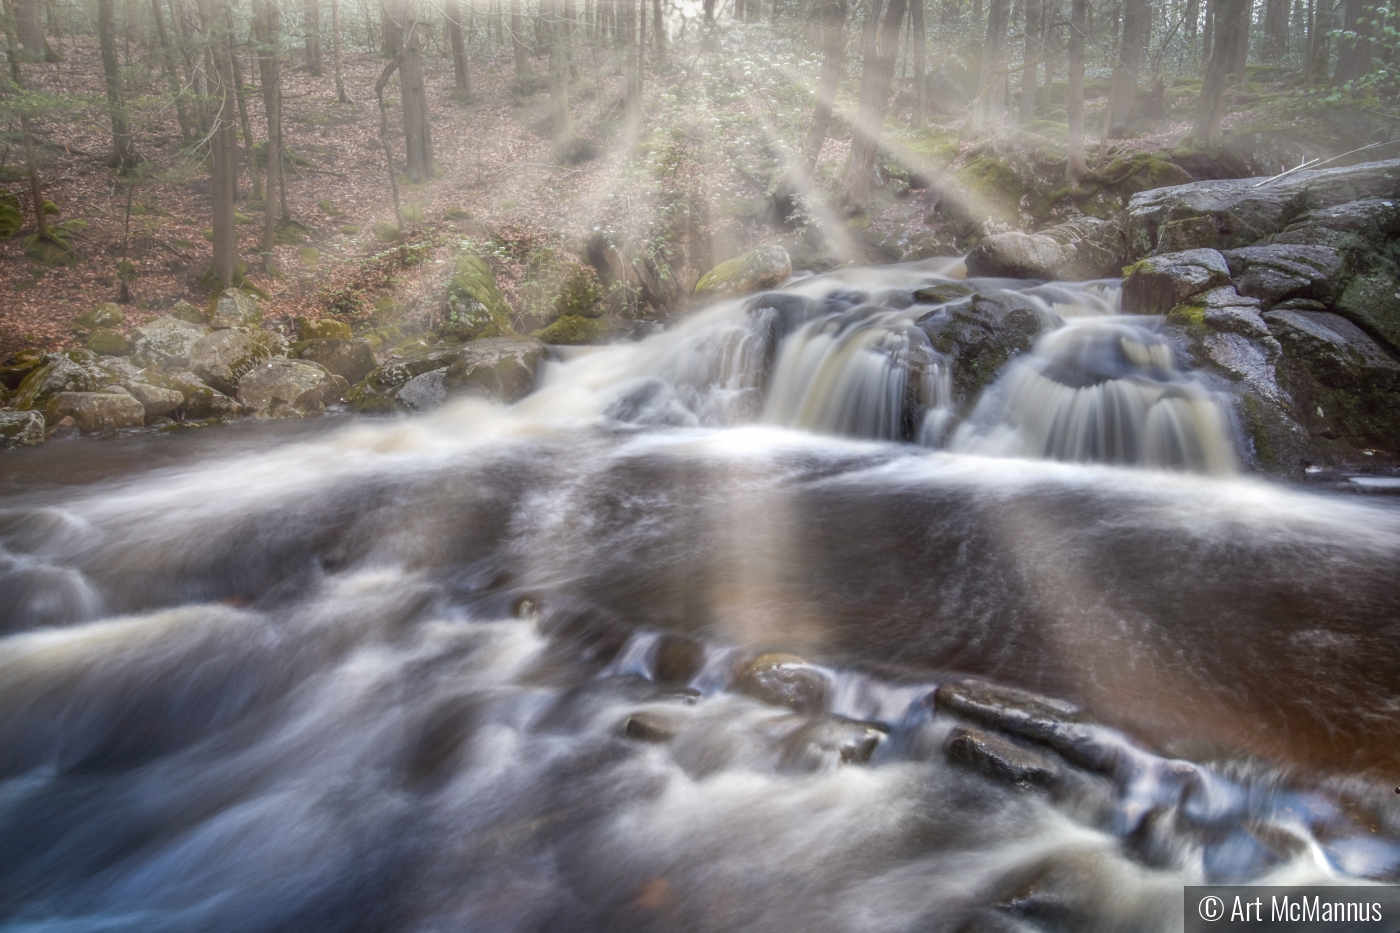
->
[1333,0,1372,87]
[652,0,663,65]
[1264,0,1287,54]
[805,0,845,172]
[303,0,322,74]
[255,0,282,267]
[1105,0,1147,135]
[1226,0,1249,75]
[910,0,924,126]
[447,0,471,99]
[1067,0,1086,183]
[374,54,403,224]
[2,2,49,240]
[547,0,574,155]
[967,0,1009,137]
[98,0,140,170]
[330,0,349,101]
[200,0,239,288]
[228,32,259,201]
[386,0,435,181]
[511,0,530,78]
[1186,0,1199,39]
[152,0,193,143]
[837,0,907,210]
[14,0,53,60]
[1019,0,1039,123]
[703,0,712,22]
[1202,0,1214,58]
[1194,0,1247,145]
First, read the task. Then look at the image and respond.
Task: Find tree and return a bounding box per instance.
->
[13,0,54,60]
[446,0,471,101]
[1019,0,1040,123]
[198,0,240,287]
[1334,0,1374,88]
[1264,0,1288,56]
[837,0,907,210]
[1067,0,1086,182]
[547,0,574,156]
[910,0,924,126]
[1194,0,1248,145]
[330,0,349,101]
[967,0,1009,136]
[652,0,663,66]
[97,0,140,170]
[304,0,323,74]
[1106,0,1149,135]
[510,0,530,81]
[1,0,51,248]
[151,0,194,143]
[383,0,435,181]
[804,0,846,173]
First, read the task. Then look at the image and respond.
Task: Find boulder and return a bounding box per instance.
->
[169,299,209,324]
[1124,158,1400,260]
[297,337,376,384]
[1333,273,1400,356]
[84,328,131,355]
[441,253,515,341]
[237,359,345,417]
[11,349,140,416]
[125,381,185,417]
[1220,244,1345,309]
[945,725,1061,787]
[190,328,275,395]
[47,416,80,440]
[1122,249,1231,315]
[693,245,792,300]
[209,289,262,329]
[294,317,353,340]
[965,217,1122,281]
[162,371,244,419]
[0,349,44,390]
[0,410,45,448]
[1167,286,1270,339]
[49,391,145,432]
[70,302,123,338]
[778,716,887,771]
[622,711,686,744]
[920,289,1062,407]
[343,348,461,413]
[532,314,620,345]
[395,369,447,412]
[442,336,549,403]
[131,315,210,368]
[1271,198,1400,256]
[733,653,829,714]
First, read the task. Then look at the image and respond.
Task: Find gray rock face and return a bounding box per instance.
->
[10,350,139,416]
[1185,286,1270,338]
[733,654,830,715]
[396,369,447,412]
[209,289,262,329]
[297,338,376,384]
[1122,249,1231,315]
[0,410,45,448]
[190,328,272,395]
[443,337,549,404]
[50,392,146,432]
[164,371,244,419]
[1124,158,1400,260]
[1272,198,1400,254]
[1333,273,1400,356]
[1220,244,1345,309]
[237,359,345,417]
[965,216,1122,281]
[125,381,185,417]
[131,315,210,368]
[921,290,1062,407]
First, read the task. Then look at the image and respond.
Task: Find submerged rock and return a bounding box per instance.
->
[622,710,687,743]
[237,359,345,417]
[778,716,887,772]
[1122,249,1231,315]
[935,678,1110,771]
[0,410,45,448]
[693,245,792,300]
[921,290,1061,407]
[49,391,145,432]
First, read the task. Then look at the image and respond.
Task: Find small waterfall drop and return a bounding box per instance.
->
[953,317,1238,473]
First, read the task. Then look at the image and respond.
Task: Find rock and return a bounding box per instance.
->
[1220,244,1345,310]
[1122,249,1232,315]
[442,336,549,402]
[131,315,210,368]
[344,348,462,413]
[1167,286,1270,339]
[190,328,274,395]
[49,391,146,432]
[913,283,975,304]
[920,290,1061,407]
[934,678,1110,771]
[442,253,515,341]
[125,381,184,417]
[163,371,244,419]
[0,410,45,448]
[653,634,706,686]
[84,327,131,355]
[733,654,829,714]
[371,221,401,242]
[0,349,44,390]
[777,716,887,771]
[965,217,1122,280]
[393,369,445,411]
[1124,158,1400,260]
[532,315,619,345]
[1272,198,1400,256]
[209,289,262,329]
[295,317,353,340]
[296,337,376,384]
[1333,273,1400,356]
[622,710,686,743]
[47,416,79,440]
[237,359,345,417]
[169,299,208,324]
[71,302,123,337]
[945,726,1061,787]
[11,349,139,416]
[693,245,792,300]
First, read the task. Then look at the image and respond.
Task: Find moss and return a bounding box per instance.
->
[72,302,124,334]
[532,314,615,345]
[85,327,132,355]
[1166,302,1208,330]
[441,253,515,341]
[295,317,353,340]
[0,201,22,238]
[274,220,314,245]
[951,153,1026,225]
[299,247,321,267]
[371,222,401,242]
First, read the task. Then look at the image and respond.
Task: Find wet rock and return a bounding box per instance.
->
[934,678,1109,770]
[47,416,79,440]
[209,289,262,329]
[945,725,1061,787]
[130,315,210,368]
[125,381,184,418]
[294,316,353,340]
[49,391,145,432]
[532,314,620,345]
[733,653,829,714]
[70,302,123,337]
[443,337,549,402]
[442,253,515,341]
[913,283,975,304]
[190,328,274,395]
[653,634,706,686]
[1122,249,1231,315]
[395,369,447,412]
[237,359,345,417]
[84,328,131,356]
[1167,286,1270,338]
[622,710,686,743]
[921,290,1061,408]
[778,716,887,771]
[0,410,45,448]
[693,245,792,301]
[1272,198,1400,257]
[344,348,462,413]
[1220,244,1344,309]
[296,337,376,384]
[1333,273,1400,356]
[965,217,1122,280]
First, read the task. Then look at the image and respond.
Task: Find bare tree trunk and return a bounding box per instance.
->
[1019,0,1039,123]
[1264,0,1287,54]
[228,32,260,201]
[703,0,712,22]
[331,0,350,100]
[1311,0,1332,79]
[511,0,530,79]
[1202,0,1214,58]
[547,0,575,155]
[1067,0,1086,183]
[98,0,140,170]
[304,0,323,74]
[652,0,663,64]
[255,0,282,269]
[1333,0,1372,87]
[152,0,193,143]
[805,0,846,172]
[1194,0,1247,145]
[14,0,54,60]
[967,0,1009,137]
[837,0,907,210]
[1226,0,1249,75]
[386,0,435,181]
[447,0,471,99]
[910,0,924,126]
[1106,0,1147,135]
[200,0,239,288]
[374,55,402,224]
[2,0,49,240]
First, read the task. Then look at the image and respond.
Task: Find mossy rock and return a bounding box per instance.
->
[950,154,1026,226]
[401,203,425,223]
[42,200,58,215]
[532,314,618,345]
[0,200,22,239]
[299,246,321,267]
[295,316,353,340]
[340,224,360,236]
[372,221,401,243]
[694,245,792,300]
[441,253,514,341]
[85,328,132,355]
[169,299,208,324]
[72,302,124,336]
[24,232,77,267]
[234,212,256,225]
[274,220,314,245]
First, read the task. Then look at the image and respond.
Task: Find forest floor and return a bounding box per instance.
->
[1,23,1324,360]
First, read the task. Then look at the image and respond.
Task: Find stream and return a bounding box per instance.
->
[1,259,1398,932]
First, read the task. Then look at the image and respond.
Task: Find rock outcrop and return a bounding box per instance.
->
[965,216,1122,281]
[693,245,792,300]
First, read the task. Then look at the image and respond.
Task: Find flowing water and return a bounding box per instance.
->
[2,260,1399,932]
